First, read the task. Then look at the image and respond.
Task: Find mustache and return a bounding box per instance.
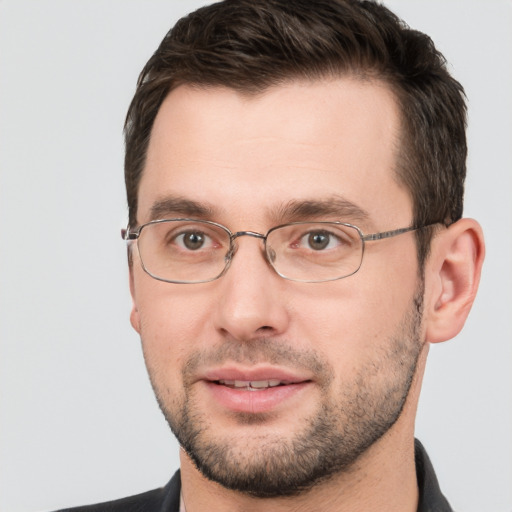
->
[182,337,334,384]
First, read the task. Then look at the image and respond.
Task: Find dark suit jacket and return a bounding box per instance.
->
[55,439,452,511]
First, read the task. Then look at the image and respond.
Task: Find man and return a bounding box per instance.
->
[59,0,484,510]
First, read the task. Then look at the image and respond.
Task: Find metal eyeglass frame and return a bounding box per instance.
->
[122,219,436,284]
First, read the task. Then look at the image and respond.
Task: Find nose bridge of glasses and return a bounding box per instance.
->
[231,230,266,241]
[226,230,272,264]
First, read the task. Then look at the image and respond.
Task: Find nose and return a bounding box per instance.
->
[213,235,290,342]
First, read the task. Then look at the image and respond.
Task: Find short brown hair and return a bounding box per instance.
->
[124,0,467,265]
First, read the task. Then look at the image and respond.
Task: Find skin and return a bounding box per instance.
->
[129,79,485,511]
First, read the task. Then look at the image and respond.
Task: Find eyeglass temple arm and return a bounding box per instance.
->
[361,225,420,242]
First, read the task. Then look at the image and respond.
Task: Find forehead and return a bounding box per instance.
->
[138,78,411,229]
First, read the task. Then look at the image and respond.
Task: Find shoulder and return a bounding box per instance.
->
[53,471,181,512]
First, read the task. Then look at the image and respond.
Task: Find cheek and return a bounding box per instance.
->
[290,265,420,366]
[135,280,214,377]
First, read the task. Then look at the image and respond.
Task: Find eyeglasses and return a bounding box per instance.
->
[122,219,432,284]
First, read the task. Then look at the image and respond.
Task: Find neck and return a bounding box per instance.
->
[179,346,428,512]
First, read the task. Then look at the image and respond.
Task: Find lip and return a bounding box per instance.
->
[200,366,313,414]
[202,366,311,384]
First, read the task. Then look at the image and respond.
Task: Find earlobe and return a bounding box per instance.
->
[129,267,141,334]
[424,218,485,344]
[130,305,141,334]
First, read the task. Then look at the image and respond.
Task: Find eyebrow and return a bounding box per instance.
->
[146,194,369,226]
[273,196,370,224]
[148,196,215,221]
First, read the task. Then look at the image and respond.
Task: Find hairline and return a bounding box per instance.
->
[132,72,412,217]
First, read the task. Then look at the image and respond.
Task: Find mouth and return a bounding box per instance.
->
[215,379,293,390]
[201,370,313,414]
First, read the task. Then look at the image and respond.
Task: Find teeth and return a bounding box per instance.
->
[250,380,278,389]
[218,379,283,389]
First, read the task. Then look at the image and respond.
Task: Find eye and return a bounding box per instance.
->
[306,231,331,250]
[174,230,213,251]
[300,230,341,251]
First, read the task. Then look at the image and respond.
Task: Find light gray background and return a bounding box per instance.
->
[1,1,510,511]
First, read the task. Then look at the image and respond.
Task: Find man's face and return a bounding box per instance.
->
[130,79,426,496]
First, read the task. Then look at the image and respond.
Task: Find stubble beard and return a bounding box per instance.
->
[146,287,425,498]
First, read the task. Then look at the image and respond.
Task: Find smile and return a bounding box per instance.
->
[204,376,313,414]
[217,379,289,390]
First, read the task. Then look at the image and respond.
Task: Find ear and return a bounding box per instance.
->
[424,218,485,344]
[129,263,141,335]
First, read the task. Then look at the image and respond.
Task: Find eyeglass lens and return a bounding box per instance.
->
[134,220,364,284]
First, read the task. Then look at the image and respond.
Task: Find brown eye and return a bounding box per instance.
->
[182,232,205,250]
[307,231,331,250]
